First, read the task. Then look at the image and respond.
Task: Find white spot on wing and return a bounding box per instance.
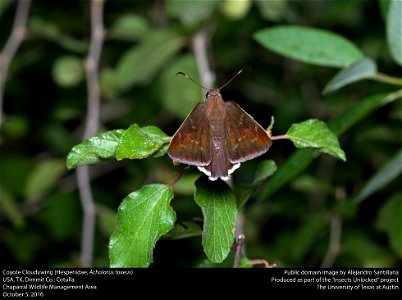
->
[198,166,211,177]
[228,163,241,175]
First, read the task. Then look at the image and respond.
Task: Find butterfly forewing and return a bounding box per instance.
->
[168,103,212,166]
[224,101,271,163]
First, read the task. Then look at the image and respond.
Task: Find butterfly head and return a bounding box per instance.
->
[206,89,222,100]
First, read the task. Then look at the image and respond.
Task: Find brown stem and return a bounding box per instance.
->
[77,0,105,268]
[233,234,245,268]
[192,25,215,90]
[0,0,32,125]
[249,259,276,268]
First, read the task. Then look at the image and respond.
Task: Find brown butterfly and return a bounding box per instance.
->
[168,73,272,181]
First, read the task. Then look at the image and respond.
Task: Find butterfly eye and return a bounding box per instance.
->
[206,91,210,98]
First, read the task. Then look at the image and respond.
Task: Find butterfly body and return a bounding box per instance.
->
[168,89,271,181]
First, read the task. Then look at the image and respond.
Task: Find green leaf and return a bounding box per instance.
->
[329,93,392,136]
[375,193,402,257]
[166,0,220,25]
[100,68,120,100]
[66,129,125,170]
[289,213,328,261]
[258,149,317,200]
[24,159,66,201]
[353,148,402,204]
[254,26,363,67]
[253,160,277,184]
[341,230,396,267]
[29,17,88,53]
[258,93,392,200]
[172,173,200,196]
[109,14,149,40]
[386,0,402,66]
[115,124,170,160]
[198,252,253,268]
[109,184,176,268]
[323,58,377,95]
[379,0,391,21]
[234,160,277,208]
[162,221,202,240]
[162,54,203,120]
[151,143,169,158]
[0,185,25,229]
[255,0,287,22]
[290,175,333,195]
[52,55,84,87]
[115,29,183,90]
[221,0,252,20]
[194,177,237,263]
[97,204,117,237]
[37,192,81,240]
[286,119,346,161]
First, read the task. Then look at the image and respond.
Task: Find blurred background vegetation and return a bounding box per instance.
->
[0,0,400,268]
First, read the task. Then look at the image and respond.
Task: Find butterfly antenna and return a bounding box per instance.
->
[218,68,247,90]
[176,72,208,91]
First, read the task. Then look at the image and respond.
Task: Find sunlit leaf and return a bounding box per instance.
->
[286,119,346,161]
[258,93,391,200]
[115,124,170,160]
[109,184,176,267]
[66,129,125,170]
[194,177,237,263]
[254,26,363,67]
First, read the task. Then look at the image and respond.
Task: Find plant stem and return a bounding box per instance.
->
[77,0,105,267]
[374,73,402,86]
[271,134,288,141]
[233,234,245,268]
[0,0,32,126]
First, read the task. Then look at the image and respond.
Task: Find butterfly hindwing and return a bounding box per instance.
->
[168,102,211,166]
[224,101,271,163]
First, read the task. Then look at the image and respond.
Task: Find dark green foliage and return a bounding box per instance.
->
[1,0,400,268]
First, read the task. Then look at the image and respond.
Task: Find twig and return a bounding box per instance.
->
[77,0,105,267]
[192,26,215,90]
[320,212,342,267]
[249,259,276,268]
[270,134,288,141]
[233,234,245,268]
[168,170,185,188]
[0,0,32,126]
[83,0,104,140]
